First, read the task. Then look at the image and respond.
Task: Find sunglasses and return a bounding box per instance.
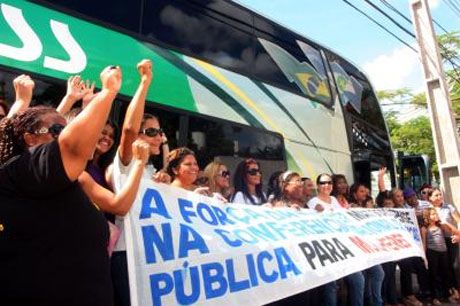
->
[219,170,230,177]
[35,123,65,138]
[141,127,163,137]
[318,181,333,185]
[247,168,261,176]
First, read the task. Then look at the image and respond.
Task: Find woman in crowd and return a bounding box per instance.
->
[109,59,170,306]
[230,158,266,205]
[0,65,121,305]
[203,160,232,200]
[307,173,342,212]
[419,183,432,202]
[331,174,350,209]
[349,183,369,208]
[307,174,364,306]
[267,170,284,203]
[428,187,460,296]
[167,147,200,191]
[266,171,304,209]
[421,207,459,305]
[301,177,315,205]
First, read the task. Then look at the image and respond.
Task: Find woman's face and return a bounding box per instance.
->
[25,112,66,147]
[429,209,439,222]
[354,186,368,202]
[245,162,261,187]
[95,124,114,155]
[139,118,162,156]
[175,154,199,186]
[335,177,348,195]
[284,175,304,200]
[383,199,394,208]
[392,190,405,206]
[430,190,443,206]
[317,174,333,196]
[420,188,431,201]
[215,165,230,189]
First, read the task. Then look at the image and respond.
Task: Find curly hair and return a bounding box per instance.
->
[0,106,57,165]
[166,147,195,180]
[422,207,441,227]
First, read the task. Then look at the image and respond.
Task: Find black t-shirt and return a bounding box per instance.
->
[0,141,113,306]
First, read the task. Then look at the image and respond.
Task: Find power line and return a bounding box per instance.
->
[442,0,460,18]
[366,0,460,83]
[363,0,416,38]
[340,0,418,52]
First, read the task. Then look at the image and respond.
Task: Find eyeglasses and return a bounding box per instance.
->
[35,123,65,138]
[318,181,333,185]
[247,168,261,176]
[140,127,163,137]
[219,170,230,178]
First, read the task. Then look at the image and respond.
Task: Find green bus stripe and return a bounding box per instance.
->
[144,43,264,129]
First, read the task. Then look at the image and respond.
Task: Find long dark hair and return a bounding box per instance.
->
[97,120,118,172]
[348,183,368,206]
[0,106,57,165]
[331,174,348,197]
[267,170,284,201]
[65,107,117,172]
[231,158,266,205]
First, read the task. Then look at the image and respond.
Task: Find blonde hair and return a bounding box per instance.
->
[203,161,226,194]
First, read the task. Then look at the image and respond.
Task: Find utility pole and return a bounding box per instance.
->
[410,0,460,207]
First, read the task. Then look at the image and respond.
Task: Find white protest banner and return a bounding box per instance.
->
[123,182,424,306]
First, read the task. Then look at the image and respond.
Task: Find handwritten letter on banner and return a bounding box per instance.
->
[123,182,424,306]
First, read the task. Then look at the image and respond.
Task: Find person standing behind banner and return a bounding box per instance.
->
[263,171,321,306]
[421,207,459,305]
[203,161,232,201]
[307,173,342,212]
[428,187,460,297]
[230,158,267,205]
[166,147,203,192]
[0,65,121,305]
[331,174,350,209]
[301,176,315,205]
[377,167,423,306]
[109,59,169,306]
[307,174,364,306]
[265,171,304,209]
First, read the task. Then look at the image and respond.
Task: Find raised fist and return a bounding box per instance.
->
[100,65,122,93]
[13,74,35,103]
[136,59,153,82]
[132,139,150,165]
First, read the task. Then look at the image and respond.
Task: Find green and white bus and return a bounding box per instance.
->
[0,0,396,188]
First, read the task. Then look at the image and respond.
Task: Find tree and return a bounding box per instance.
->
[376,32,460,179]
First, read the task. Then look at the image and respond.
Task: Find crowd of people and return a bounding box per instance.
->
[1,60,460,306]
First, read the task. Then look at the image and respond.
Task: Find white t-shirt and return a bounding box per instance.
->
[307,196,343,212]
[112,150,156,251]
[231,191,265,205]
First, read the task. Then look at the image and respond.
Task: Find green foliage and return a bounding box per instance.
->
[389,116,437,174]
